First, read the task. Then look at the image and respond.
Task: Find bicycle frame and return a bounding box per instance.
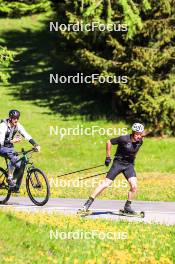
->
[3,148,36,191]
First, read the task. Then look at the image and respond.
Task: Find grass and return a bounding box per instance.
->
[0,13,175,201]
[0,210,174,264]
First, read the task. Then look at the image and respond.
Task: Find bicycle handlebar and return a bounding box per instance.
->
[16,148,38,155]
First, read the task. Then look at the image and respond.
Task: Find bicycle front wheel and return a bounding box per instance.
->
[26,168,50,206]
[0,167,11,204]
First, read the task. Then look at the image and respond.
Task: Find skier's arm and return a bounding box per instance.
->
[106,140,112,157]
[104,140,112,166]
[105,136,122,166]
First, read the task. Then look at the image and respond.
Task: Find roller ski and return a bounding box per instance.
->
[77,208,92,217]
[119,200,145,218]
[77,197,94,217]
[119,209,145,218]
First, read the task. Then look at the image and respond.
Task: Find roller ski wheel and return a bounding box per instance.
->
[119,209,145,218]
[77,208,92,217]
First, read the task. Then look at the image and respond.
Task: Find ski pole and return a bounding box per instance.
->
[57,164,104,178]
[79,171,107,181]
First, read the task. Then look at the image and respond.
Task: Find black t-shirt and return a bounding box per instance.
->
[110,134,143,164]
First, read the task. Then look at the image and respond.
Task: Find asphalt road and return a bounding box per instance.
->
[0,197,174,225]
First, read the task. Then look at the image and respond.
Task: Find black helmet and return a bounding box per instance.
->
[9,109,20,119]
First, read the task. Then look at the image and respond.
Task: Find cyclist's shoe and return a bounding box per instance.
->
[11,188,20,193]
[7,178,16,188]
[124,200,136,215]
[10,185,20,193]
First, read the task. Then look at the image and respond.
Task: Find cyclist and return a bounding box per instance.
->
[0,110,40,187]
[81,123,144,214]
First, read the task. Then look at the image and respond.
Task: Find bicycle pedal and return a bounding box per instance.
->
[13,190,20,193]
[10,187,20,193]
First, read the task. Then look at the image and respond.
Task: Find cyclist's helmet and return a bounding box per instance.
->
[132,123,144,133]
[9,109,20,119]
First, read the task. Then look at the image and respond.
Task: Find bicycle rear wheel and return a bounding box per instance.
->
[0,167,11,204]
[26,168,50,206]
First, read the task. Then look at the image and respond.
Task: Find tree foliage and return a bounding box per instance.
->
[0,46,15,84]
[56,0,175,134]
[0,0,51,17]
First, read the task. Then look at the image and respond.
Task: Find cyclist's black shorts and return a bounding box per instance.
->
[106,159,136,181]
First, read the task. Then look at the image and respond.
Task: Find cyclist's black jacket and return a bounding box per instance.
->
[110,134,143,164]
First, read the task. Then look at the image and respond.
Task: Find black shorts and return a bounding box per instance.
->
[106,159,136,181]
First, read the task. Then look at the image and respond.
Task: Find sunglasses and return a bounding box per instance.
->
[10,117,19,120]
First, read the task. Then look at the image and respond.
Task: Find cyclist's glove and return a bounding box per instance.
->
[29,139,39,151]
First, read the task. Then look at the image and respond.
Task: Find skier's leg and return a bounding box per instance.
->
[123,165,137,213]
[81,160,123,211]
[128,176,137,201]
[82,178,112,211]
[91,178,112,199]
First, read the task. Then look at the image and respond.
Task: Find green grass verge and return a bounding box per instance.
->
[0,210,174,264]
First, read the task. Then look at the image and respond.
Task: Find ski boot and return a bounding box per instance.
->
[119,201,145,218]
[123,200,137,215]
[77,197,94,216]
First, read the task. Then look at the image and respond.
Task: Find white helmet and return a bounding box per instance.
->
[132,123,144,133]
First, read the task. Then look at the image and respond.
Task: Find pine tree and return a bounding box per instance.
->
[0,0,51,17]
[57,0,175,134]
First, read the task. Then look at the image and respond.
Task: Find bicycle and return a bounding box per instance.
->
[0,148,50,206]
